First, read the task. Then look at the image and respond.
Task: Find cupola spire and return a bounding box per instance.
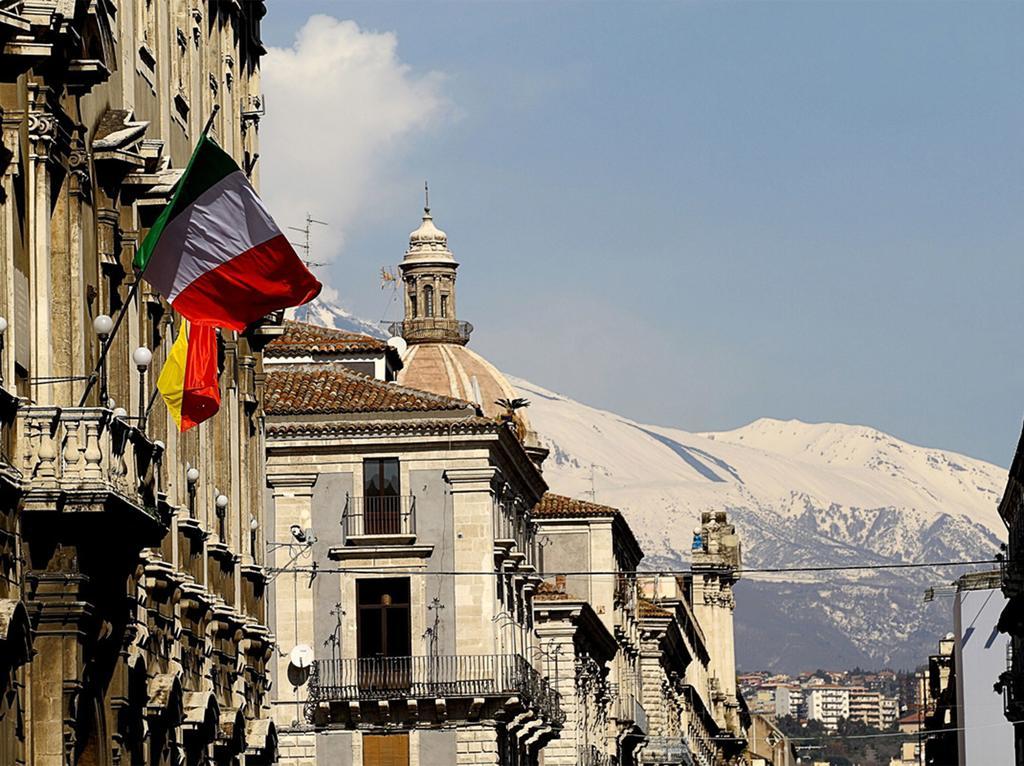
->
[391,190,473,346]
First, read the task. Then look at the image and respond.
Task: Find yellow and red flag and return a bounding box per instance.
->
[157,320,220,432]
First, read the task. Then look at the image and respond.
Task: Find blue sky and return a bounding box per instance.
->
[261,1,1024,466]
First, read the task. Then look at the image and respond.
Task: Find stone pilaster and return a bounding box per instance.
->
[445,467,499,656]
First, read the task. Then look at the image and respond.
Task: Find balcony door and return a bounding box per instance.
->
[363,458,401,535]
[357,578,411,692]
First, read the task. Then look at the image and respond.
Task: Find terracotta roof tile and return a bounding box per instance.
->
[265,368,476,416]
[534,580,578,601]
[533,493,620,519]
[266,321,388,358]
[637,598,672,619]
[266,417,497,439]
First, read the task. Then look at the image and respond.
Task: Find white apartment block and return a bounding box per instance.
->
[805,687,850,730]
[774,685,804,719]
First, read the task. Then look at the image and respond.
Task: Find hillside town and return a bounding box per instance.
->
[0,3,1019,766]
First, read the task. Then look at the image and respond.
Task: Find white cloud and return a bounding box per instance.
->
[260,16,448,262]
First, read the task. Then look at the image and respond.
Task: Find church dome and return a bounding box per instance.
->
[406,210,454,260]
[395,343,530,432]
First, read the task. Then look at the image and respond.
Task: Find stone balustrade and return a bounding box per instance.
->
[18,405,160,516]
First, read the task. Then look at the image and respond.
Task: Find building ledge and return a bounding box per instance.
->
[328,544,434,561]
[344,533,417,547]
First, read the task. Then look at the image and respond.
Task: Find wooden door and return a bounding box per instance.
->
[363,734,409,766]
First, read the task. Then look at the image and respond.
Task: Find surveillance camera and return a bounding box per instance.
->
[289,524,307,544]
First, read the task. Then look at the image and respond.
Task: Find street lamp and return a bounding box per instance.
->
[249,516,259,558]
[93,315,113,407]
[132,346,153,428]
[0,316,8,388]
[186,465,200,518]
[215,492,228,539]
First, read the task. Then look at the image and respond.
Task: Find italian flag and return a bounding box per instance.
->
[134,134,321,331]
[157,321,220,432]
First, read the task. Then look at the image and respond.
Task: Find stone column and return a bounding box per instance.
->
[26,86,54,397]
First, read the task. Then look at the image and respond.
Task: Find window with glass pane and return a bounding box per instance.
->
[363,458,401,534]
[424,285,434,317]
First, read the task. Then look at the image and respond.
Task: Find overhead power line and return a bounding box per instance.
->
[265,557,1002,577]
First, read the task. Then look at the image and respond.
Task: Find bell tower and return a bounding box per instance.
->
[394,185,473,345]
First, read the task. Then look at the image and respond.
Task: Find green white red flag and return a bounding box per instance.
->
[133,134,321,331]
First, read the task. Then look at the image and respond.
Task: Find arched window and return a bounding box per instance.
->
[424,285,434,317]
[440,294,448,318]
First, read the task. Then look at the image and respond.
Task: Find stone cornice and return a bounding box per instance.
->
[444,466,499,494]
[265,473,317,496]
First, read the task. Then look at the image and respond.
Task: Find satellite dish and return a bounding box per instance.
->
[289,644,314,669]
[386,336,407,356]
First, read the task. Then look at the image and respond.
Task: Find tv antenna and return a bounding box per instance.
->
[288,213,328,268]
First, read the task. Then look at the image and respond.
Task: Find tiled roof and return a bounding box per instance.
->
[265,321,388,358]
[533,493,620,519]
[534,580,578,602]
[265,368,475,416]
[637,598,672,619]
[266,417,497,439]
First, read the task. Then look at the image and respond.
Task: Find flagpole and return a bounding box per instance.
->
[77,106,221,408]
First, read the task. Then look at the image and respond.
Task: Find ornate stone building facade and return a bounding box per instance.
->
[0,2,276,763]
[258,204,752,766]
[262,323,561,766]
[632,512,748,766]
[530,494,646,766]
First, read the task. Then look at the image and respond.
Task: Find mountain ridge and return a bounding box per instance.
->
[509,376,1006,671]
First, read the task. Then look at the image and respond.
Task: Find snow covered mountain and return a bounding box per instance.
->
[511,377,1007,672]
[294,299,1007,671]
[292,297,388,339]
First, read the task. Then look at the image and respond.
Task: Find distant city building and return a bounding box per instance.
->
[805,687,850,731]
[774,685,804,719]
[923,633,958,766]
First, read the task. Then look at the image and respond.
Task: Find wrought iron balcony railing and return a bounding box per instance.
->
[342,495,416,541]
[579,745,614,766]
[387,319,473,345]
[307,654,563,725]
[1001,640,1024,719]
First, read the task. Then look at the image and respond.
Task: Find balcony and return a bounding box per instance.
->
[614,692,649,735]
[18,406,164,540]
[493,496,536,567]
[342,495,417,546]
[640,736,695,766]
[306,654,563,728]
[999,641,1024,720]
[387,318,473,346]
